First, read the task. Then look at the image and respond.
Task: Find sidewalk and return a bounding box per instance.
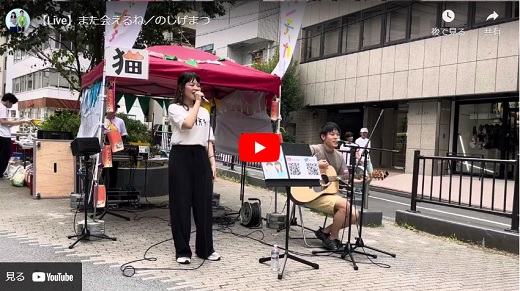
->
[370,171,515,212]
[0,179,518,290]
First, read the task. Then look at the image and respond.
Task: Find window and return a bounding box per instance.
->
[385,3,409,43]
[13,78,20,93]
[14,50,22,62]
[322,20,340,56]
[362,8,383,47]
[34,71,42,89]
[42,70,50,87]
[58,74,69,88]
[443,2,468,28]
[410,2,437,39]
[19,75,26,92]
[341,15,361,53]
[304,25,321,59]
[49,70,59,87]
[474,2,506,24]
[26,73,33,91]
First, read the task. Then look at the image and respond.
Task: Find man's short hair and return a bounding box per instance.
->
[1,93,18,104]
[319,122,341,140]
[344,131,354,138]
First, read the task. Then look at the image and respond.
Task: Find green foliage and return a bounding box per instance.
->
[282,131,295,143]
[39,110,81,137]
[117,113,152,144]
[252,52,303,126]
[0,0,230,92]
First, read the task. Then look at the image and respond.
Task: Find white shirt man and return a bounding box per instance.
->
[355,127,373,174]
[339,131,360,167]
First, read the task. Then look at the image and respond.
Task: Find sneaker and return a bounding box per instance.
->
[323,238,345,251]
[314,227,330,242]
[176,257,191,264]
[206,252,221,261]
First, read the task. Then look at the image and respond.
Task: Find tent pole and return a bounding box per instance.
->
[91,63,108,219]
[274,84,282,213]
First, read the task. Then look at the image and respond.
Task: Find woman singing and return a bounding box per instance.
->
[168,72,220,264]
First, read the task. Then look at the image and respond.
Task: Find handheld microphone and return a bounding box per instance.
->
[201,95,209,103]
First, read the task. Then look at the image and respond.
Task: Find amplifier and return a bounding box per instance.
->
[70,137,101,156]
[106,190,140,206]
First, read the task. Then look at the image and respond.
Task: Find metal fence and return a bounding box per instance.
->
[214,153,262,171]
[410,150,519,232]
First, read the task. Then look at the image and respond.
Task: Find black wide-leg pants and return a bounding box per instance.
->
[169,145,214,259]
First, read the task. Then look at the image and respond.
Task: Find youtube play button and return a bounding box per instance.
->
[239,133,280,162]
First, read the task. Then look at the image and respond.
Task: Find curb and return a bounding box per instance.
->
[395,210,519,254]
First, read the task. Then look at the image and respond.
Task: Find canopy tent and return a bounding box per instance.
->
[80,45,282,155]
[82,45,281,99]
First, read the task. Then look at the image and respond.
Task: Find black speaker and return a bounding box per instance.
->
[70,137,101,157]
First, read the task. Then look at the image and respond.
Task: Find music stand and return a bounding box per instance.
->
[68,137,117,249]
[258,143,320,279]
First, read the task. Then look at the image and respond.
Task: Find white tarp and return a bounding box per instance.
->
[214,90,272,155]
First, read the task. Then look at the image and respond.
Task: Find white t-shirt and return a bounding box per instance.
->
[339,142,358,166]
[355,137,371,160]
[168,104,215,147]
[106,116,128,136]
[0,103,12,138]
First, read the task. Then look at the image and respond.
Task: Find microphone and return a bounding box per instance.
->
[200,95,209,103]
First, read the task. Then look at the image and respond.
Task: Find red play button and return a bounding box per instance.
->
[238,133,280,162]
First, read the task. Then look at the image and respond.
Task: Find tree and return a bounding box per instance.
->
[252,52,303,130]
[0,0,230,95]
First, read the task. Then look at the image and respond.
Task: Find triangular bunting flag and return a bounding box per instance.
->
[138,96,150,117]
[124,93,137,112]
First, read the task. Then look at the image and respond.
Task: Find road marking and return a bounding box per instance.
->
[371,196,511,227]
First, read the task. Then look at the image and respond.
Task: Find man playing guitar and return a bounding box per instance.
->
[303,122,360,251]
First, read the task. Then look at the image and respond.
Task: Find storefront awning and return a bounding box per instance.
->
[17,98,79,110]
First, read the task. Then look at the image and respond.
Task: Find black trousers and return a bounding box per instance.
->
[102,161,119,190]
[0,137,11,176]
[169,145,214,259]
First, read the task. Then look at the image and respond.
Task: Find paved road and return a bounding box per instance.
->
[0,234,175,291]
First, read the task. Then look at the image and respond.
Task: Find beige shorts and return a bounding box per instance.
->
[304,194,340,215]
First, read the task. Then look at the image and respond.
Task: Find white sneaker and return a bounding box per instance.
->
[207,252,221,261]
[176,257,191,264]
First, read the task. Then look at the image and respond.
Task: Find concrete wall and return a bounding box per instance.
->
[299,20,519,107]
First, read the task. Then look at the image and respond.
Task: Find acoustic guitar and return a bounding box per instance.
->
[291,167,341,204]
[291,168,389,204]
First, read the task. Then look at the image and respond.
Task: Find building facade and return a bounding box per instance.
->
[196,1,519,176]
[298,1,518,176]
[195,1,281,66]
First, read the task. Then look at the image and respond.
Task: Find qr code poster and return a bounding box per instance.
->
[261,146,289,180]
[285,156,321,180]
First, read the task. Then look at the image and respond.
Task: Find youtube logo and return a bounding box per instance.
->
[238,133,280,162]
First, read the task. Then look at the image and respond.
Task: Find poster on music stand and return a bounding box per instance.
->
[261,146,289,179]
[285,155,321,180]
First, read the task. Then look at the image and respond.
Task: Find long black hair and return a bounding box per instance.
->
[174,72,200,111]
